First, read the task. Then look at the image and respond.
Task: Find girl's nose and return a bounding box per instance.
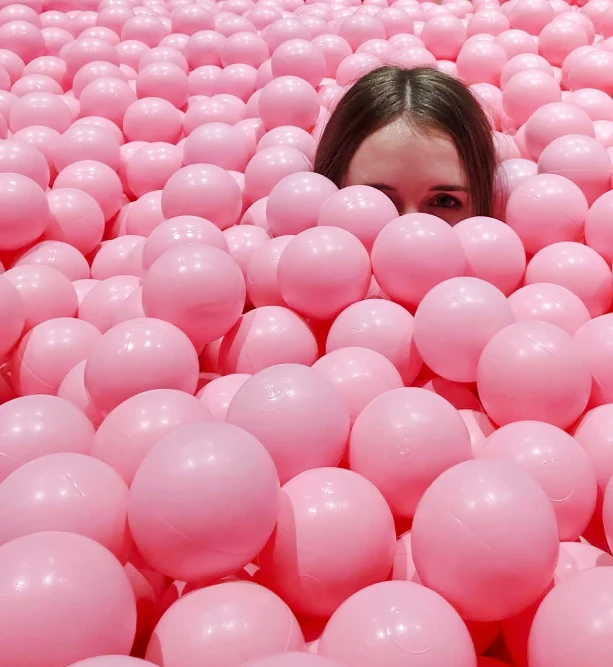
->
[402,203,419,216]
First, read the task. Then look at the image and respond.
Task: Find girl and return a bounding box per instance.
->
[314,65,498,226]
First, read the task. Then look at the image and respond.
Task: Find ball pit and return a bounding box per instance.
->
[2,0,613,665]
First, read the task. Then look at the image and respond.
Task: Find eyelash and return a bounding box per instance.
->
[429,194,463,210]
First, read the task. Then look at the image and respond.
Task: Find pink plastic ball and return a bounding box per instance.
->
[266,172,337,237]
[245,235,292,307]
[121,14,168,48]
[0,394,94,481]
[0,452,130,557]
[270,38,325,88]
[477,320,591,429]
[263,16,310,51]
[123,97,182,143]
[4,264,77,330]
[349,386,472,519]
[319,581,476,667]
[0,531,136,667]
[90,236,144,280]
[335,52,382,87]
[456,39,507,86]
[219,305,317,374]
[0,20,45,63]
[185,30,224,68]
[0,275,25,356]
[220,31,268,68]
[244,145,311,203]
[196,373,250,422]
[528,568,613,667]
[0,137,50,189]
[327,299,422,384]
[8,91,72,133]
[123,191,164,238]
[11,316,100,396]
[183,122,249,172]
[454,216,526,296]
[503,70,561,128]
[84,318,199,415]
[226,364,350,484]
[91,388,210,486]
[139,44,188,72]
[125,142,181,198]
[14,239,89,281]
[54,159,122,222]
[509,0,554,34]
[53,124,120,173]
[259,466,394,618]
[525,241,613,317]
[468,9,510,36]
[214,63,257,102]
[539,19,589,67]
[278,226,370,320]
[421,14,466,60]
[136,61,188,108]
[258,75,319,131]
[565,88,613,122]
[183,95,243,133]
[41,26,73,57]
[188,64,220,95]
[11,73,63,96]
[478,421,596,540]
[116,39,150,70]
[223,224,270,276]
[371,213,467,310]
[567,50,613,98]
[505,173,588,254]
[162,164,242,230]
[574,313,613,408]
[146,582,304,667]
[129,421,278,581]
[142,244,245,352]
[171,4,213,35]
[538,134,612,206]
[0,172,49,251]
[508,282,590,335]
[412,459,559,621]
[585,191,613,263]
[245,655,344,667]
[311,34,352,79]
[414,277,515,384]
[72,61,126,98]
[499,53,553,90]
[64,37,119,82]
[257,125,315,162]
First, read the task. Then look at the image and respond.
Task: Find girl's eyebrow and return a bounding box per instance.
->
[367,183,395,191]
[430,185,469,192]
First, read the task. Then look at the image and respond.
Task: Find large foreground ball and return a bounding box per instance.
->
[529,567,613,667]
[412,460,559,622]
[258,467,395,619]
[226,364,350,484]
[476,321,591,429]
[84,318,199,415]
[129,422,279,582]
[0,453,130,558]
[0,172,49,251]
[414,277,515,383]
[0,531,136,667]
[349,388,472,519]
[67,659,156,667]
[146,582,304,667]
[318,581,477,667]
[91,389,212,485]
[245,655,345,667]
[478,421,597,540]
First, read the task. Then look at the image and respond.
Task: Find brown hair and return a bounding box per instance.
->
[313,65,497,218]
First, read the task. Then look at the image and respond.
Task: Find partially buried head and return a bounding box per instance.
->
[314,65,497,226]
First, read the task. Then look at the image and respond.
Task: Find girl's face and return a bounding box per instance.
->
[345,118,472,226]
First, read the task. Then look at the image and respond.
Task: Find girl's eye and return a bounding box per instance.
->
[430,194,463,209]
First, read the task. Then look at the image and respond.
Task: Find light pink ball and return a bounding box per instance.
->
[421,14,466,59]
[412,459,559,621]
[565,88,613,122]
[539,19,589,67]
[509,0,554,34]
[327,299,422,385]
[525,241,613,317]
[220,31,268,68]
[77,275,141,334]
[478,421,596,540]
[456,39,507,86]
[14,239,89,282]
[183,122,250,172]
[508,283,590,335]
[0,275,25,357]
[162,163,242,230]
[146,582,304,667]
[0,532,136,667]
[121,14,168,48]
[91,388,211,485]
[477,320,592,429]
[278,226,371,321]
[503,70,561,128]
[0,172,51,250]
[259,466,395,618]
[506,173,588,254]
[257,125,315,161]
[263,17,310,51]
[0,452,130,558]
[567,49,613,98]
[0,20,45,64]
[350,387,472,518]
[226,363,350,484]
[244,145,311,203]
[53,123,121,173]
[218,306,317,374]
[372,213,467,310]
[90,236,145,280]
[454,216,526,296]
[56,360,103,428]
[44,188,103,257]
[129,421,278,582]
[319,581,476,667]
[143,244,245,352]
[538,134,612,206]
[171,3,214,35]
[196,373,250,422]
[574,313,613,409]
[414,277,515,384]
[3,264,77,331]
[223,225,270,276]
[123,96,183,143]
[258,75,319,131]
[585,191,613,263]
[126,142,182,198]
[136,61,188,108]
[0,135,52,189]
[245,235,292,307]
[500,53,553,89]
[84,318,199,415]
[270,38,325,88]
